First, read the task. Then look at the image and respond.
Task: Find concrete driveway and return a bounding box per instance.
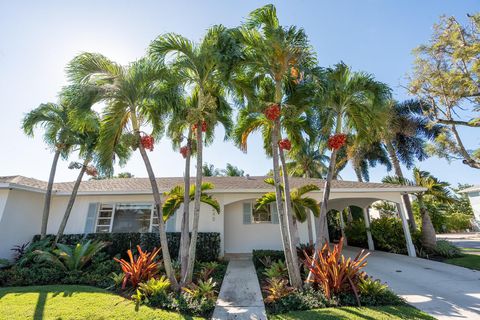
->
[344,247,480,319]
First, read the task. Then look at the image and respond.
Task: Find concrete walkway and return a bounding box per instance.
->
[212,259,267,320]
[344,247,480,319]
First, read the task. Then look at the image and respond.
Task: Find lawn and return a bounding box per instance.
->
[269,306,435,320]
[445,253,480,270]
[0,285,203,320]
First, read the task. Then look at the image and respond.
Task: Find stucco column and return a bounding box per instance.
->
[363,206,374,251]
[397,196,416,257]
[339,210,347,246]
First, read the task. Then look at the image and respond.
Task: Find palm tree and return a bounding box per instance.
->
[312,63,391,248]
[222,163,245,176]
[22,102,76,239]
[66,53,182,289]
[382,99,444,230]
[287,138,329,179]
[162,182,220,221]
[150,26,233,284]
[202,163,221,177]
[383,168,455,249]
[231,4,316,288]
[256,179,320,246]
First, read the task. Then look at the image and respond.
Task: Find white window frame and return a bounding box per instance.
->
[95,202,157,233]
[251,201,272,224]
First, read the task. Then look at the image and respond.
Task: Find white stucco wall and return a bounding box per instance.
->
[466,192,480,226]
[0,189,43,260]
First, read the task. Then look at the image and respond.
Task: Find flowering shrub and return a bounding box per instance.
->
[264,104,281,121]
[141,135,154,151]
[327,133,347,150]
[114,246,161,289]
[278,139,292,151]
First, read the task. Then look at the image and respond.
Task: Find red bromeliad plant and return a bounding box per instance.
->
[327,133,347,150]
[114,246,161,289]
[140,135,154,151]
[278,139,291,151]
[264,103,281,121]
[179,145,189,159]
[303,237,369,305]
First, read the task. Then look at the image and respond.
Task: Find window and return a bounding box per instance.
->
[95,204,114,233]
[111,203,153,233]
[469,191,480,197]
[252,203,272,223]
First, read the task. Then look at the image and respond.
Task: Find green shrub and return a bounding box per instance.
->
[356,277,405,306]
[33,232,220,262]
[434,240,463,258]
[266,287,329,314]
[252,250,284,270]
[444,213,472,232]
[344,220,368,248]
[263,260,288,279]
[370,216,417,254]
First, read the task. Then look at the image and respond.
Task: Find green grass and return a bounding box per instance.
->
[269,306,435,320]
[445,253,480,270]
[459,247,480,252]
[0,285,203,320]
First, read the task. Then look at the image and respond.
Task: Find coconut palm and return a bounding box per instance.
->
[162,182,220,221]
[202,163,221,177]
[312,63,391,249]
[150,26,234,284]
[256,179,320,246]
[222,163,245,177]
[66,53,182,288]
[382,99,444,230]
[383,168,455,249]
[230,4,316,288]
[22,102,77,239]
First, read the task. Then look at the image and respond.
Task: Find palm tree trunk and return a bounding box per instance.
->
[308,117,342,282]
[418,196,437,249]
[40,149,61,239]
[385,140,417,230]
[304,173,314,246]
[184,120,203,284]
[54,158,88,245]
[179,129,192,283]
[130,110,179,289]
[279,144,302,288]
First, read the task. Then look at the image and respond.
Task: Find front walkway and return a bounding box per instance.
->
[344,247,480,319]
[212,259,267,320]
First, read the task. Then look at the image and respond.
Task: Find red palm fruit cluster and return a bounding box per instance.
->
[141,135,154,151]
[180,145,189,158]
[264,103,281,121]
[85,166,98,177]
[327,133,347,150]
[193,121,207,132]
[278,139,292,151]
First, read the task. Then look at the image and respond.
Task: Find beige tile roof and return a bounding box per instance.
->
[1,175,423,194]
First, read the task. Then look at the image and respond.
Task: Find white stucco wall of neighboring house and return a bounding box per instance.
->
[0,189,43,260]
[0,189,10,223]
[466,192,480,227]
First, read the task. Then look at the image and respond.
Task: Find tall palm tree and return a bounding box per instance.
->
[382,99,444,230]
[287,138,329,179]
[66,53,182,289]
[256,179,320,246]
[162,182,220,221]
[202,163,221,177]
[150,27,233,284]
[383,168,455,249]
[311,63,390,255]
[222,163,245,176]
[231,4,316,288]
[22,102,76,239]
[232,78,312,288]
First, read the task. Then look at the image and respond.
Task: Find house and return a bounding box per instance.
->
[0,175,425,260]
[458,185,480,231]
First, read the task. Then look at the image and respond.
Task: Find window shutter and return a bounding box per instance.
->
[84,203,99,234]
[243,202,252,224]
[271,203,279,224]
[166,211,176,232]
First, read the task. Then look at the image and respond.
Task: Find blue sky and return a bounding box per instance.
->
[0,0,479,186]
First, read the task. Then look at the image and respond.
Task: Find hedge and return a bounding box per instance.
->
[33,232,220,262]
[252,249,285,269]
